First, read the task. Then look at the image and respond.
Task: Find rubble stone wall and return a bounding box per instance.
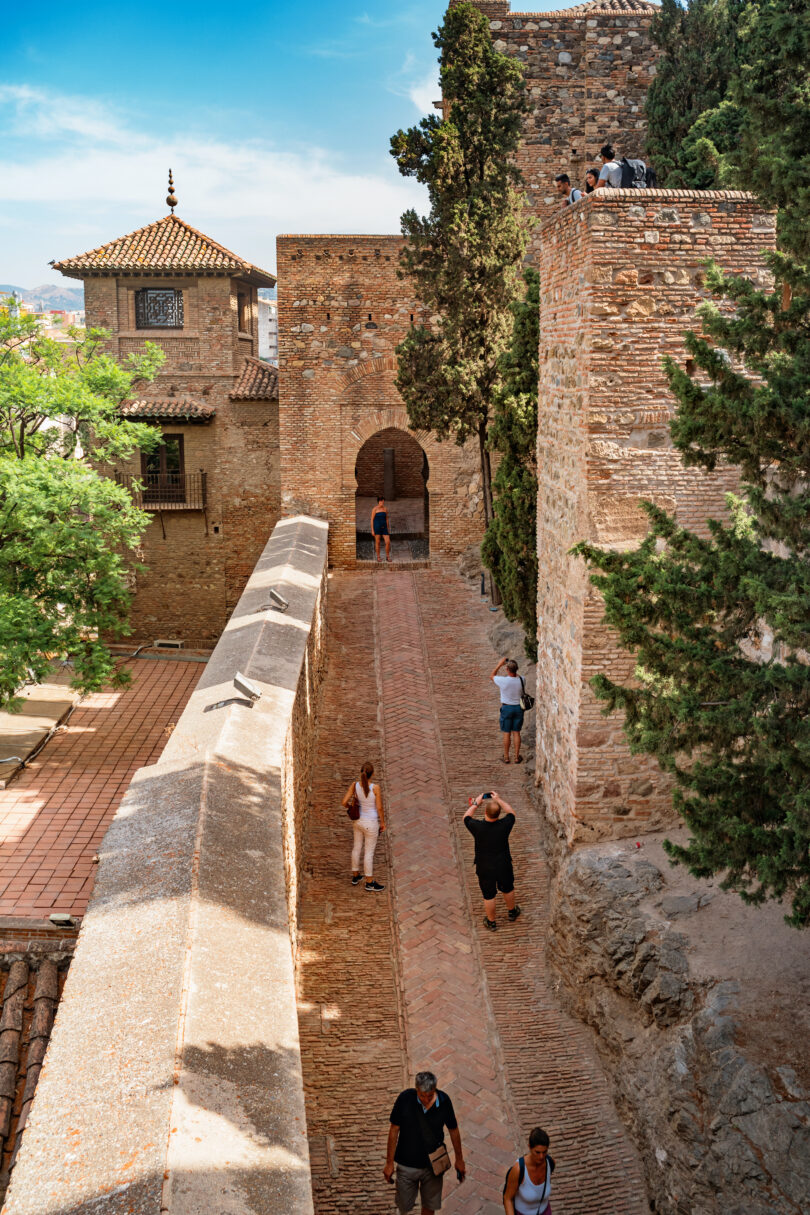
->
[277,235,483,566]
[536,190,776,841]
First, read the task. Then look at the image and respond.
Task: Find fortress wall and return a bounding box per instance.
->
[474,0,658,256]
[4,515,327,1215]
[277,235,483,566]
[537,190,776,842]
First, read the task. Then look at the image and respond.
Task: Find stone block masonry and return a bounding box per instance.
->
[472,0,659,260]
[277,235,484,566]
[536,190,776,842]
[3,516,327,1215]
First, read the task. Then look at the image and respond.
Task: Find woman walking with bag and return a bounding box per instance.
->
[503,1127,554,1215]
[342,761,386,892]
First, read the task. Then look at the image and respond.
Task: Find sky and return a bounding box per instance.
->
[0,0,564,288]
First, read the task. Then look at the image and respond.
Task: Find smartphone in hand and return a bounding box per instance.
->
[456,1168,464,1183]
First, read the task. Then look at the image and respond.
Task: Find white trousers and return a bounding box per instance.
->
[351,818,380,877]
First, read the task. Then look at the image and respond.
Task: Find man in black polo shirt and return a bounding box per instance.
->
[384,1070,465,1213]
[463,791,521,931]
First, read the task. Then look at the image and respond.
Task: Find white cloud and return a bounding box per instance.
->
[409,68,441,115]
[0,86,427,283]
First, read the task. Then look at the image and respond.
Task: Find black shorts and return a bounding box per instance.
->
[477,864,515,900]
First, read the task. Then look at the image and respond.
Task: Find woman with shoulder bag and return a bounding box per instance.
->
[342,761,386,892]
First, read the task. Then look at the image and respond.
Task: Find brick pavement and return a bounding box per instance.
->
[298,570,648,1215]
[297,574,409,1214]
[0,658,201,919]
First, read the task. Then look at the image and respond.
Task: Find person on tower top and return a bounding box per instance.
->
[553,173,581,208]
[594,143,623,189]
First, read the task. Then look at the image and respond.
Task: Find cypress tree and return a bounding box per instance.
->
[645,0,743,187]
[482,268,539,660]
[390,1,530,528]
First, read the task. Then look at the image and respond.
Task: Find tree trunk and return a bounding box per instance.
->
[478,422,501,605]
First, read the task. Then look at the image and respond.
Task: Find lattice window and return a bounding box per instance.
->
[135,288,184,329]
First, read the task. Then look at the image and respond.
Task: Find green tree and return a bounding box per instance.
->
[482,268,539,660]
[645,0,744,187]
[0,303,163,708]
[390,1,530,527]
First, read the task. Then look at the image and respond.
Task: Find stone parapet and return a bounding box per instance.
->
[535,190,775,841]
[3,515,328,1215]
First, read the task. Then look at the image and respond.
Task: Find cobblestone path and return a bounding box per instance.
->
[298,570,648,1215]
[0,658,201,919]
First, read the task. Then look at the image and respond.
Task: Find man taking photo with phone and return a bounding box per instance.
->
[463,792,521,931]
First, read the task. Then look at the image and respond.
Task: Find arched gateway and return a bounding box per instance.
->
[354,426,429,561]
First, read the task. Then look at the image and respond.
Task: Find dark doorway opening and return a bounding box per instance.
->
[354,428,429,562]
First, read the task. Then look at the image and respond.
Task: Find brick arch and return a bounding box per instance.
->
[337,355,398,391]
[347,408,438,456]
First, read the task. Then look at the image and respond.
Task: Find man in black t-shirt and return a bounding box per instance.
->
[463,792,522,931]
[384,1070,465,1213]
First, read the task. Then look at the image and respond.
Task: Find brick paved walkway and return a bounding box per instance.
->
[0,659,201,919]
[299,571,648,1215]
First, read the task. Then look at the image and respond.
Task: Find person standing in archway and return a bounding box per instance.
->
[372,496,392,562]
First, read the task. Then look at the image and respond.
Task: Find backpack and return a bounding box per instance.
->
[619,157,647,188]
[503,1155,556,1207]
[645,165,658,189]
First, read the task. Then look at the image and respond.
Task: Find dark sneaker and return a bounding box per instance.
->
[365,880,385,892]
[351,874,363,886]
[483,916,497,931]
[508,905,522,922]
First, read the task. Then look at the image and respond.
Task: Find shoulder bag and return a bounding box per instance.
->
[346,784,360,821]
[519,677,535,712]
[417,1103,452,1176]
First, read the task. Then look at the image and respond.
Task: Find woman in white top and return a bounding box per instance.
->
[342,761,386,893]
[503,1127,554,1215]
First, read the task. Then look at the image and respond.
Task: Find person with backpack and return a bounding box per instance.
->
[503,1127,554,1215]
[594,143,622,189]
[553,172,581,208]
[341,761,385,892]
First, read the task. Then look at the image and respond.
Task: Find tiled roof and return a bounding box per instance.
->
[54,214,276,287]
[120,398,216,422]
[230,357,279,401]
[517,0,656,12]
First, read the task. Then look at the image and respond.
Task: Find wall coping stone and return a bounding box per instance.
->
[3,515,328,1215]
[538,189,765,239]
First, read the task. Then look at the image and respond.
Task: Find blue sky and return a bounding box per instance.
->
[1,0,563,288]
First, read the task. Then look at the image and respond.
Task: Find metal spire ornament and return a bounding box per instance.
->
[166,170,178,213]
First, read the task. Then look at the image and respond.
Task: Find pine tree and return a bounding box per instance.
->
[390,1,530,527]
[482,269,539,660]
[645,0,743,187]
[0,306,163,709]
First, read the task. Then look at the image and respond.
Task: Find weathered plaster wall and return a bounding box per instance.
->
[536,190,776,842]
[277,235,483,566]
[4,516,327,1215]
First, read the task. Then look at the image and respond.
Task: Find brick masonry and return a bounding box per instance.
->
[277,235,484,567]
[471,0,659,258]
[535,190,777,842]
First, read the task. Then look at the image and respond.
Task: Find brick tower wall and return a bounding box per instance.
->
[277,235,484,567]
[84,273,280,646]
[536,190,776,842]
[472,1,658,259]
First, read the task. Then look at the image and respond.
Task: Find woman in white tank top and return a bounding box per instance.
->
[503,1128,553,1215]
[342,761,386,893]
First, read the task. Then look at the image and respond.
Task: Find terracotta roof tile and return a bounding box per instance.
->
[512,0,656,12]
[120,398,216,422]
[230,357,278,401]
[54,214,276,287]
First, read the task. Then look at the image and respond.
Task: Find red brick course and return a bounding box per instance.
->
[0,658,200,919]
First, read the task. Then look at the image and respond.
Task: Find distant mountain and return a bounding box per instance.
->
[258,287,277,301]
[0,283,85,311]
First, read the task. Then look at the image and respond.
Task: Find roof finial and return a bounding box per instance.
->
[166,169,178,214]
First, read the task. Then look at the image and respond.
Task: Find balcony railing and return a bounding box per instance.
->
[115,471,207,511]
